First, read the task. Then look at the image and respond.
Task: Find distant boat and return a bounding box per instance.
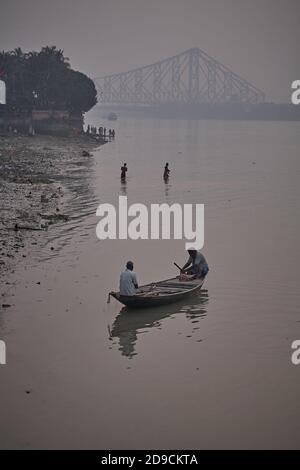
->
[109,276,205,308]
[106,112,117,121]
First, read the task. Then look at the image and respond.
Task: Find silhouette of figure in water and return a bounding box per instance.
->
[121,163,127,180]
[120,177,127,196]
[163,162,170,180]
[164,176,170,201]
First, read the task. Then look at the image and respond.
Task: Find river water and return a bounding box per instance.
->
[1,117,300,449]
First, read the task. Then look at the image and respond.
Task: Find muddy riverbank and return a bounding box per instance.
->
[0,134,103,296]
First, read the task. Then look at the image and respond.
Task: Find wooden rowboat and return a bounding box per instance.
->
[109,276,205,308]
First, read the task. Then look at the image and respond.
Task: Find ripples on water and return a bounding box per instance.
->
[39,118,300,362]
[110,290,209,358]
[2,118,300,449]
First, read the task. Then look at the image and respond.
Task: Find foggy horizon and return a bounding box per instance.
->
[1,0,299,103]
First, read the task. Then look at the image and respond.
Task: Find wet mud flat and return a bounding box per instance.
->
[0,134,101,300]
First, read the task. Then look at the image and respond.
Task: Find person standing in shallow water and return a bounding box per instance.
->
[121,163,127,180]
[163,162,170,179]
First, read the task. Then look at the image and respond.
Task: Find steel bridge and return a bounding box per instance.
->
[94,48,265,106]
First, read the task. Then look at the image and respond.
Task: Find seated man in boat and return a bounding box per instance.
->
[181,249,209,280]
[119,261,139,296]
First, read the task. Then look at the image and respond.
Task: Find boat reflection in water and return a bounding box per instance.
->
[109,289,209,358]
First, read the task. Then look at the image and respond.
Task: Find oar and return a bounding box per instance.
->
[174,262,183,273]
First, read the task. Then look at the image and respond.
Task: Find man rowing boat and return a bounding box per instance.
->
[181,249,209,279]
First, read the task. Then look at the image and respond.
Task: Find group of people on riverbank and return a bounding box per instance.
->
[86,125,115,138]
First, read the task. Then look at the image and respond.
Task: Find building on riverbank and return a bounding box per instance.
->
[0,105,84,136]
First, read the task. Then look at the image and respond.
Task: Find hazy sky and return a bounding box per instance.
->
[1,0,299,102]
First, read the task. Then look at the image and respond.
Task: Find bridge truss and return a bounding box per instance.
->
[94,48,265,106]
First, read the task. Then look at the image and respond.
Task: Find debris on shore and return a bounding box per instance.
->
[0,134,100,287]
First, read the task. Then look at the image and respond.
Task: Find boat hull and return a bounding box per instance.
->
[109,277,205,308]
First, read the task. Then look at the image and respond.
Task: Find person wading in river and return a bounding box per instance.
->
[121,163,127,180]
[163,162,170,180]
